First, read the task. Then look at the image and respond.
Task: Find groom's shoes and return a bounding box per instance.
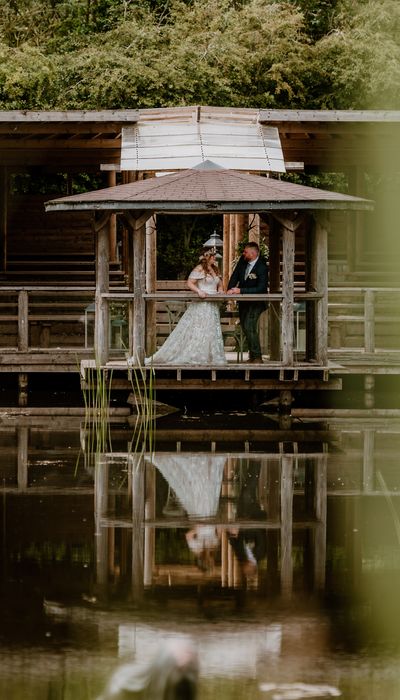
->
[247,356,263,364]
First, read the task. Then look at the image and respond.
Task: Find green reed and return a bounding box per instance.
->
[127,353,156,456]
[81,359,114,458]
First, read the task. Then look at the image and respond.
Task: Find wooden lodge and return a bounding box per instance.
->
[1,106,400,402]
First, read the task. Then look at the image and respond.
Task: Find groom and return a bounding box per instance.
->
[227,241,268,363]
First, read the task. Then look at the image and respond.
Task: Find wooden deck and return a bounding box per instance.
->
[81,356,342,392]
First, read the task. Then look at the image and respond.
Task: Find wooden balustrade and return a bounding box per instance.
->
[328,287,400,354]
[1,286,400,359]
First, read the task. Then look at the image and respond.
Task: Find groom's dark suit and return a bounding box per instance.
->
[227,256,268,361]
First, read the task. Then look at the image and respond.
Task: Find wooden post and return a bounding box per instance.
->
[18,374,28,407]
[280,454,293,599]
[95,454,110,596]
[266,459,280,592]
[0,166,7,273]
[313,453,327,591]
[144,462,155,587]
[267,216,281,361]
[17,426,29,490]
[348,165,365,270]
[364,288,375,353]
[223,214,231,291]
[146,215,157,355]
[94,214,110,365]
[312,215,329,365]
[133,222,146,363]
[281,224,295,366]
[123,211,153,362]
[107,171,117,263]
[18,290,29,352]
[235,214,247,249]
[132,454,145,602]
[363,430,375,492]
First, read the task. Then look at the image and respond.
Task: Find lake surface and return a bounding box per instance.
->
[1,410,400,699]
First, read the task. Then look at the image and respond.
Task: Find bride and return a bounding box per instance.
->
[145,249,227,366]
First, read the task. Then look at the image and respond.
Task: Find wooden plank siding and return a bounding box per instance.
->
[8,194,94,259]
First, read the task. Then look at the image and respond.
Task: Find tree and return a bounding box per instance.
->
[311,0,400,109]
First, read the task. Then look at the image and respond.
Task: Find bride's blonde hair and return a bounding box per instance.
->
[199,248,219,275]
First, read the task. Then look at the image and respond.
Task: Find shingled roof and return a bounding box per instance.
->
[45,165,373,213]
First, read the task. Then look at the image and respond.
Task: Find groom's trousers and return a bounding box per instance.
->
[238,302,266,359]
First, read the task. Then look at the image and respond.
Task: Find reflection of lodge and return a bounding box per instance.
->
[94,449,329,600]
[2,419,400,604]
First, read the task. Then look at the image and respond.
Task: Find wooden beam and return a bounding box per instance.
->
[272,211,308,233]
[124,210,153,232]
[0,109,139,123]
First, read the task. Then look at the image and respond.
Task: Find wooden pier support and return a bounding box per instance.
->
[18,373,28,407]
[131,454,145,601]
[95,455,110,598]
[94,214,110,366]
[280,454,293,598]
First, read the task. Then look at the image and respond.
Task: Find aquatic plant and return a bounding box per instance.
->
[81,359,114,458]
[127,353,156,455]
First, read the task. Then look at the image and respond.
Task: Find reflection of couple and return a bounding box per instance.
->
[151,454,226,573]
[152,454,267,577]
[145,241,268,366]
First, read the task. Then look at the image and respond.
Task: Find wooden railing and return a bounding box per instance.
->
[328,287,400,354]
[1,286,400,360]
[0,287,95,350]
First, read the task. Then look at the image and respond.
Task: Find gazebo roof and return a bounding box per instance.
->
[45,165,373,213]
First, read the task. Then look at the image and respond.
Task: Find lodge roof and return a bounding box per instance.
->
[2,107,400,171]
[45,166,373,213]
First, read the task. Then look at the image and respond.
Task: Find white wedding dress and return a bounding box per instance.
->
[145,270,226,365]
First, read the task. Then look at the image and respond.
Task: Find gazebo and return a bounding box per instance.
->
[45,164,372,380]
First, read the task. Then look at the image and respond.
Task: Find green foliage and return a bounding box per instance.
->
[0,0,311,109]
[282,171,349,194]
[309,0,400,109]
[156,214,222,279]
[0,0,398,111]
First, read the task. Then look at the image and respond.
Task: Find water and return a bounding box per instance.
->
[1,413,400,699]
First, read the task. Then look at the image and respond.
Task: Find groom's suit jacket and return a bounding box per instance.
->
[227,256,268,309]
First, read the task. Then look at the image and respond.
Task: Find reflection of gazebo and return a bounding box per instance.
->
[45,165,372,371]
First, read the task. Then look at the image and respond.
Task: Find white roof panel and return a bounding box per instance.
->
[121,120,286,173]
